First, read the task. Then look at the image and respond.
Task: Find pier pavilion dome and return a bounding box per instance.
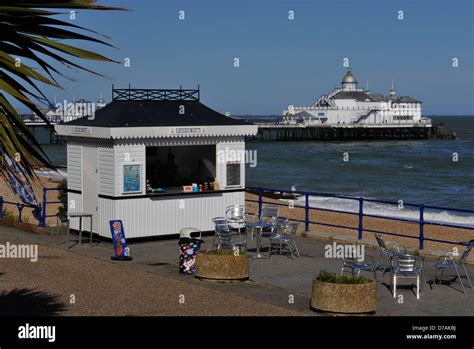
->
[341,67,358,91]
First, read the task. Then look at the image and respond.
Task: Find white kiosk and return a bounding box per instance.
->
[55,87,258,239]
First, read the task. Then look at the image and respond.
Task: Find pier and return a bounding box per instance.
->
[22,114,76,145]
[246,123,455,141]
[27,123,64,145]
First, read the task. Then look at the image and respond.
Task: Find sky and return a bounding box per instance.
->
[14,0,474,115]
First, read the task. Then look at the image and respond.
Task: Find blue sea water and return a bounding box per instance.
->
[245,116,474,219]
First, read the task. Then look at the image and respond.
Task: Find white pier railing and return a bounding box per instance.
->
[22,113,89,125]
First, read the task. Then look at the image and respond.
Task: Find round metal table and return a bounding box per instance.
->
[246,221,272,259]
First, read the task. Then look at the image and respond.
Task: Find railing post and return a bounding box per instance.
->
[17,204,24,223]
[305,193,310,232]
[0,196,3,219]
[257,187,263,219]
[358,197,364,240]
[419,204,424,249]
[39,188,47,228]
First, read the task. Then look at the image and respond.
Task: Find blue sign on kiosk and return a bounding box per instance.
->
[109,220,133,261]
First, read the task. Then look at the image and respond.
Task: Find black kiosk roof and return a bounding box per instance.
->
[65,87,252,128]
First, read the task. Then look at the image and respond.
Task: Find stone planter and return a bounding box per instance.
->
[195,250,249,282]
[310,277,376,314]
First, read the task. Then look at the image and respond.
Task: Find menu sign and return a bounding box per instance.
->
[226,161,241,187]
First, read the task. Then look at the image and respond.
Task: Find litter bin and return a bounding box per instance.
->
[178,228,203,275]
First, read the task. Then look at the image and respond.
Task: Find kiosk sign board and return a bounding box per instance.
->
[109,220,132,261]
[71,126,92,135]
[226,161,241,187]
[169,127,206,136]
[123,164,141,193]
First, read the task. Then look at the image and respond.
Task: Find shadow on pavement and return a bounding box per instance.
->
[0,288,67,316]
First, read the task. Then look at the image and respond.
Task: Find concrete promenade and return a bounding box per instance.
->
[0,225,472,316]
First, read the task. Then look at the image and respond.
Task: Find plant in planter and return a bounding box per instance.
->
[195,248,249,282]
[310,270,376,314]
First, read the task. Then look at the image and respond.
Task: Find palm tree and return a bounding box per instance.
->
[0,0,124,202]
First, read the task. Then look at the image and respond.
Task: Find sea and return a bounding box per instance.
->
[37,115,474,227]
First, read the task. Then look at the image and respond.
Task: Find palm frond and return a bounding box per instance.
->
[0,0,126,191]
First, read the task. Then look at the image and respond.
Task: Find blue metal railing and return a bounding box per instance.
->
[0,198,37,223]
[245,186,474,249]
[39,187,65,227]
[0,187,66,227]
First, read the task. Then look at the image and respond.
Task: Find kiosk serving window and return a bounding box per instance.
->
[146,145,216,190]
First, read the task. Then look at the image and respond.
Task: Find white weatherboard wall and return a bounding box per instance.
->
[81,145,99,232]
[67,143,82,231]
[66,137,247,238]
[98,145,115,196]
[67,139,115,232]
[96,145,116,237]
[67,143,82,191]
[98,197,115,238]
[67,192,83,231]
[113,191,244,238]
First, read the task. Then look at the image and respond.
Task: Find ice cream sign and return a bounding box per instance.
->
[109,220,132,261]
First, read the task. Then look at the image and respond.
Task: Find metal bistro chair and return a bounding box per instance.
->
[252,206,279,240]
[225,205,246,241]
[269,222,301,259]
[375,233,406,275]
[257,216,287,255]
[434,240,474,295]
[341,255,378,280]
[212,217,247,252]
[260,206,279,223]
[391,254,424,300]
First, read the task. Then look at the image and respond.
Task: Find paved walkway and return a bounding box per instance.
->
[0,225,473,316]
[0,227,301,316]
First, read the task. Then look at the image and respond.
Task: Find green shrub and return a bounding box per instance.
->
[57,179,67,222]
[316,270,370,284]
[1,209,17,222]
